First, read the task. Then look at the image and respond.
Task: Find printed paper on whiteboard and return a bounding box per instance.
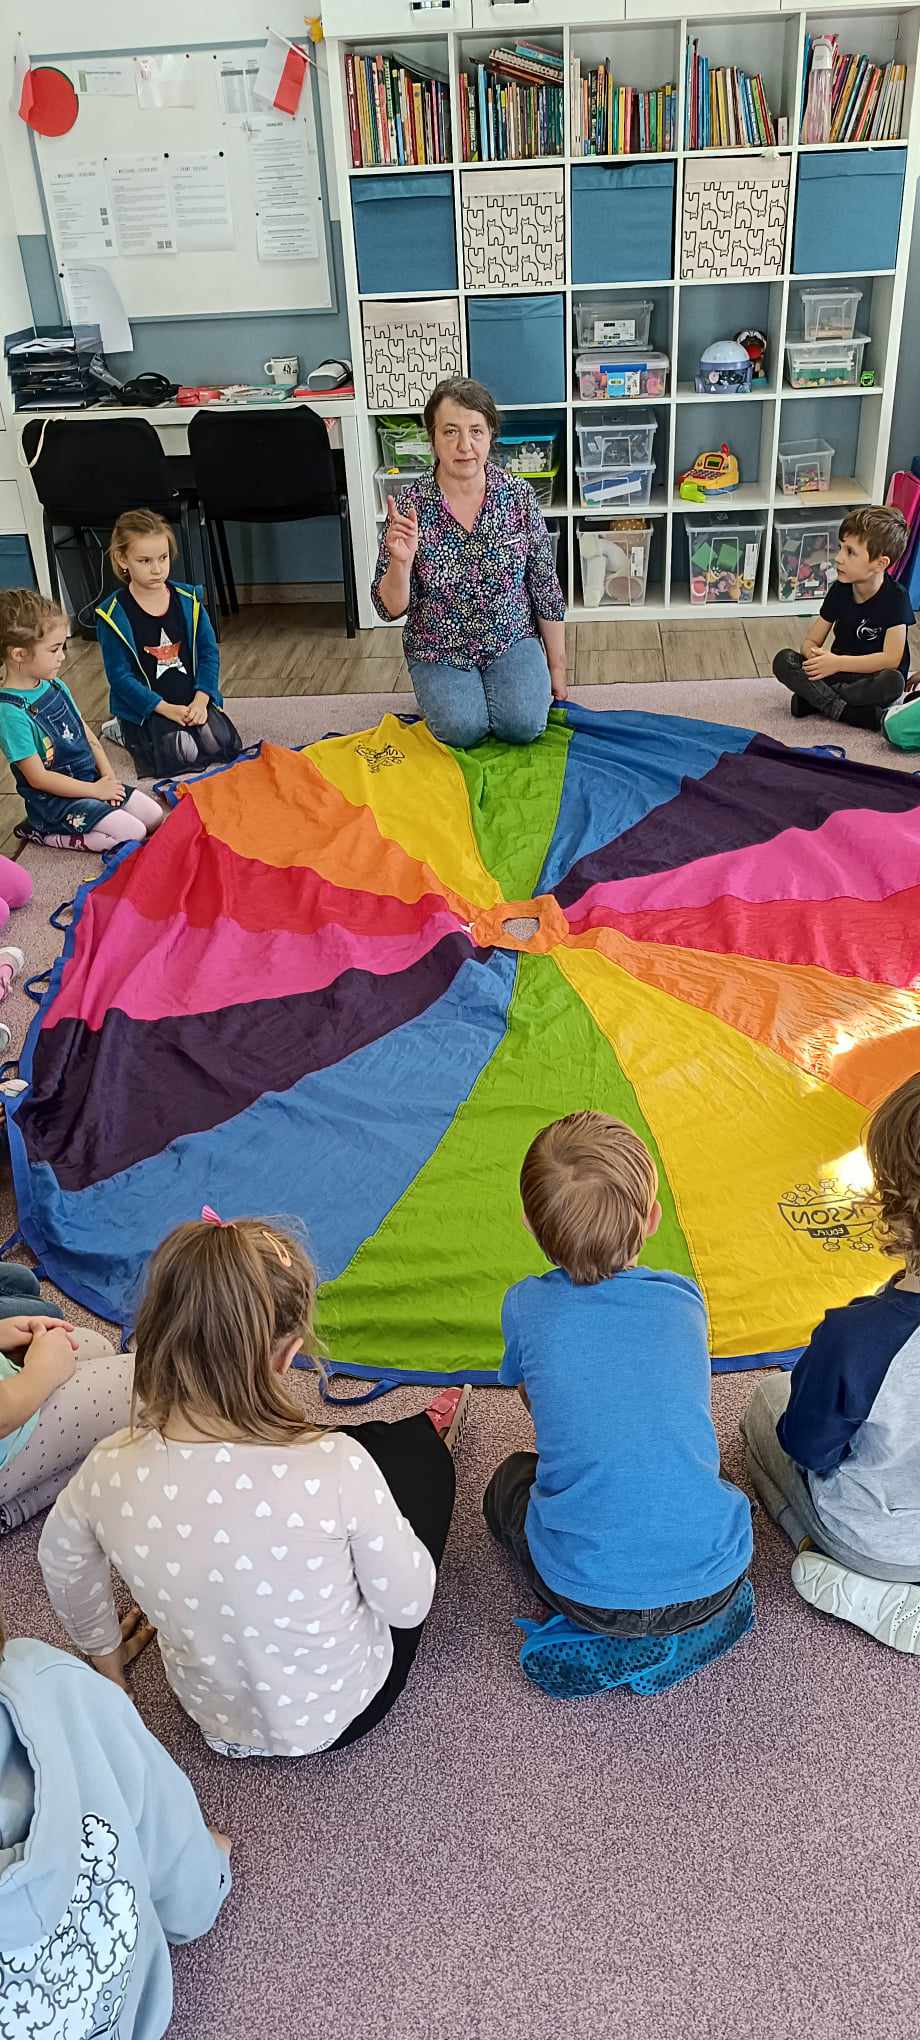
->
[108,155,177,257]
[218,51,260,117]
[75,60,135,98]
[253,31,309,117]
[62,263,133,354]
[250,118,318,262]
[135,53,197,110]
[45,160,116,261]
[170,153,235,254]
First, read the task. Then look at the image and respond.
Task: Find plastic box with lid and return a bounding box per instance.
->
[774,518,839,602]
[687,522,762,605]
[578,520,652,608]
[493,429,560,475]
[374,466,429,515]
[799,288,862,342]
[377,418,433,471]
[777,437,834,495]
[785,336,869,389]
[574,299,653,349]
[575,349,669,400]
[576,463,655,509]
[575,413,658,470]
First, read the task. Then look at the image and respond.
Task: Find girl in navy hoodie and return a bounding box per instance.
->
[96,510,241,779]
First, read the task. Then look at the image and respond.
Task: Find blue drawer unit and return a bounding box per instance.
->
[351,172,457,295]
[0,536,34,589]
[793,149,907,275]
[571,163,676,284]
[467,295,565,405]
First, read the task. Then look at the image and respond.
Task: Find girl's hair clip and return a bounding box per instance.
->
[201,1205,227,1227]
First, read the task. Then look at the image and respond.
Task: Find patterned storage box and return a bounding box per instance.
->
[362,299,463,412]
[681,156,790,281]
[461,168,565,290]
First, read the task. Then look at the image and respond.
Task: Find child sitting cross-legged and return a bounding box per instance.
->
[483,1112,753,1638]
[772,506,913,730]
[39,1212,466,1758]
[741,1073,920,1653]
[0,591,163,851]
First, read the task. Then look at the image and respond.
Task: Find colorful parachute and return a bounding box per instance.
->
[9,703,920,1383]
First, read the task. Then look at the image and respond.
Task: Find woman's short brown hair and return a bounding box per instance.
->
[867,1075,920,1269]
[109,508,177,582]
[131,1216,321,1443]
[521,1112,658,1284]
[423,377,499,443]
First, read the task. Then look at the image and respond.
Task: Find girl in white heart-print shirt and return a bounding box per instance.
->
[39,1213,462,1757]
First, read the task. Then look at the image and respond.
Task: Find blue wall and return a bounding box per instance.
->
[18,225,353,587]
[889,179,920,481]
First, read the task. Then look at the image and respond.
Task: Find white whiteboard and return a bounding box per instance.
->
[32,42,333,319]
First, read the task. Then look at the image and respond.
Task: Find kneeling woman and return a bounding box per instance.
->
[372,377,567,748]
[97,509,241,778]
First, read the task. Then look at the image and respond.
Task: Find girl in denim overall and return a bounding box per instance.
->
[0,592,162,852]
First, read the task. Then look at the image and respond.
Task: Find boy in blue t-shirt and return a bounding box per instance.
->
[483,1112,752,1635]
[742,1072,920,1655]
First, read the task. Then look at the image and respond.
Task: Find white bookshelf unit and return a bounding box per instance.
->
[323,4,920,625]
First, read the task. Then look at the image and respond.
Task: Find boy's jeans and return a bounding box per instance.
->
[483,1451,745,1636]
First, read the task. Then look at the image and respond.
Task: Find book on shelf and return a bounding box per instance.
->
[460,42,564,162]
[800,35,907,144]
[345,51,451,167]
[568,57,676,155]
[684,39,776,149]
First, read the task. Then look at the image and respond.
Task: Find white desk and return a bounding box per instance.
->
[15,396,376,630]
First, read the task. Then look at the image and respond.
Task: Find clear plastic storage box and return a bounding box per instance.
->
[799,288,862,342]
[777,438,834,495]
[575,413,658,469]
[493,430,560,475]
[577,463,655,509]
[377,419,433,470]
[687,522,762,605]
[575,349,669,399]
[785,337,869,389]
[374,465,429,515]
[574,299,653,349]
[577,520,653,608]
[774,519,839,603]
[526,468,559,509]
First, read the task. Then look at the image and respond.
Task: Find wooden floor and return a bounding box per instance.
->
[0,600,915,856]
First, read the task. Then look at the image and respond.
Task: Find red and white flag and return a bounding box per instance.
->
[13,36,34,123]
[253,31,308,118]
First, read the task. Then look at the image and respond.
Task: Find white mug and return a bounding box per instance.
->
[263,355,299,385]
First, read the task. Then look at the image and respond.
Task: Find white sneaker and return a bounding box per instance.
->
[102,716,124,747]
[791,1551,920,1654]
[0,947,24,980]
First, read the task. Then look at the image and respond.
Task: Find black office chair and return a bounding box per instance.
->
[21,416,217,626]
[187,407,358,639]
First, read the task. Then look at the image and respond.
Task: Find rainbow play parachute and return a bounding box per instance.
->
[8,703,920,1382]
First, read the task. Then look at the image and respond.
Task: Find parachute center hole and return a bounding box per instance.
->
[502,914,540,943]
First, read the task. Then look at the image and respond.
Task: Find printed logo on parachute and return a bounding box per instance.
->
[778,1179,875,1253]
[354,742,405,775]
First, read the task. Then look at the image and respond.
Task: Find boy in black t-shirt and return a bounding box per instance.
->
[773,506,913,730]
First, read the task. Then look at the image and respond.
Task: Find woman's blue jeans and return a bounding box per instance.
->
[409,637,551,748]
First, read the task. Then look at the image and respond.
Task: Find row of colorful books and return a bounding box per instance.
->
[684,41,777,150]
[800,36,906,144]
[569,61,676,155]
[459,44,565,162]
[344,52,451,168]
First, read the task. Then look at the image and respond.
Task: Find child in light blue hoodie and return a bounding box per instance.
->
[0,1609,231,2039]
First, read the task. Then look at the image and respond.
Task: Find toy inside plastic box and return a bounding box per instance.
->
[688,521,762,605]
[694,340,753,395]
[785,337,869,389]
[377,418,433,470]
[774,518,838,602]
[578,519,652,608]
[777,437,834,495]
[574,299,653,348]
[800,288,862,342]
[576,350,669,399]
[575,413,657,469]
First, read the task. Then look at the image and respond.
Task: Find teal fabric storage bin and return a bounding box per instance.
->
[0,537,34,588]
[352,173,457,295]
[467,295,565,405]
[793,150,907,275]
[571,164,675,283]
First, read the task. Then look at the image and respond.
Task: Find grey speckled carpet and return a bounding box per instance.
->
[2,683,917,2040]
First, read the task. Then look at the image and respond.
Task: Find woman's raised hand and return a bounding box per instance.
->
[385,497,419,569]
